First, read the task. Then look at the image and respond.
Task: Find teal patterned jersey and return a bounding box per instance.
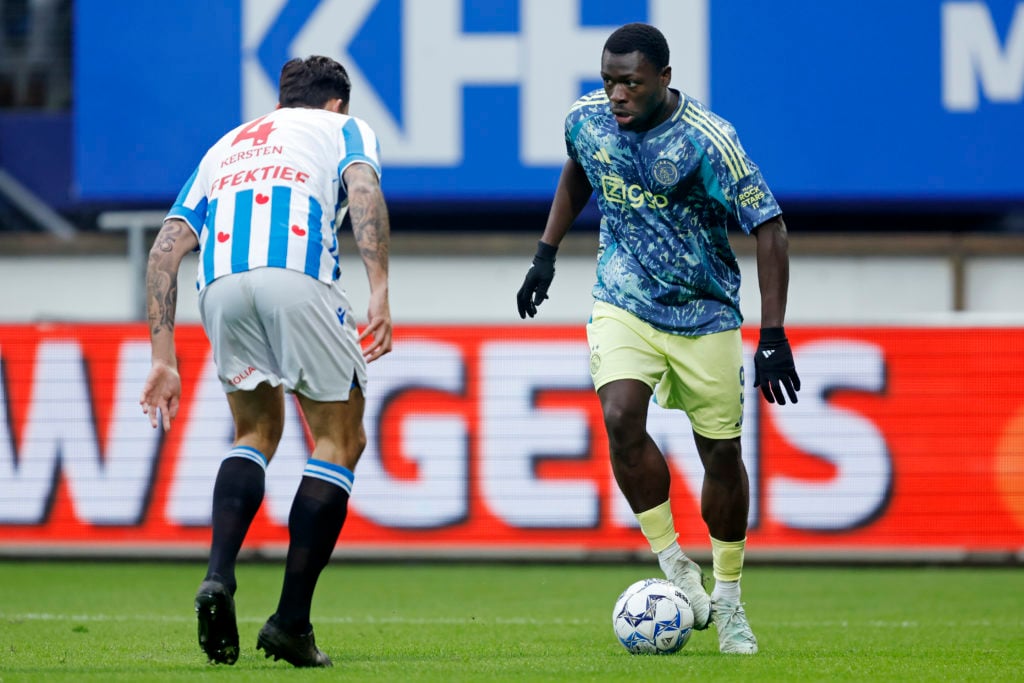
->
[566,89,782,335]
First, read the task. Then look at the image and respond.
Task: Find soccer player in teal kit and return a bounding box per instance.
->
[517,23,800,654]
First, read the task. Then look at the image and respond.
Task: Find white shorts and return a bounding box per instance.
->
[198,267,367,401]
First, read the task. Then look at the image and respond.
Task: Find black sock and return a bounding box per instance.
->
[205,451,267,594]
[274,472,350,632]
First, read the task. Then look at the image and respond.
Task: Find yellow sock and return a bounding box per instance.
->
[635,501,678,553]
[710,536,746,582]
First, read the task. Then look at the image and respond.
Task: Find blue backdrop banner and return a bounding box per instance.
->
[74,0,1024,204]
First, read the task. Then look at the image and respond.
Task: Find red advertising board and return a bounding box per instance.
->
[0,324,1022,557]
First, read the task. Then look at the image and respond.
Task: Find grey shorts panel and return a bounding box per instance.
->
[199,268,367,401]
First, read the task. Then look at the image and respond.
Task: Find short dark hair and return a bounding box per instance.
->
[278,56,352,108]
[603,23,670,71]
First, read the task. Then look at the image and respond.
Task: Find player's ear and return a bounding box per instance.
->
[661,65,672,87]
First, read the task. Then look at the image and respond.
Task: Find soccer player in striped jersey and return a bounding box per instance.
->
[140,55,392,668]
[517,23,800,655]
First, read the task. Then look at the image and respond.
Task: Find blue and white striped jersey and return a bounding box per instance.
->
[566,89,782,336]
[167,107,381,291]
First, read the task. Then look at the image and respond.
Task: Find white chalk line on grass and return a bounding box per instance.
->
[1,613,593,626]
[0,613,1000,628]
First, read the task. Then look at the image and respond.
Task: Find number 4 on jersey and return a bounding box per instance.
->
[232,115,276,147]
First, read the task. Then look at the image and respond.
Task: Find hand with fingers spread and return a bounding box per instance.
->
[517,241,558,319]
[753,327,801,405]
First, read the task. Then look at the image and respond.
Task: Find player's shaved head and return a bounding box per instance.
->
[279,56,352,109]
[603,23,670,71]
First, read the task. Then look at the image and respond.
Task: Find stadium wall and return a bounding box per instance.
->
[0,322,1022,564]
[1,234,1023,563]
[4,232,1024,324]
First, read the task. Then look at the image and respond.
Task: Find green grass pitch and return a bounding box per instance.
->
[0,560,1020,681]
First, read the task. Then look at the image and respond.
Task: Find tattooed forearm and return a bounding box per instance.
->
[346,166,391,275]
[146,265,177,334]
[146,221,188,336]
[348,185,391,269]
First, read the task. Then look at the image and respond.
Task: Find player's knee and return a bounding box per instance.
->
[700,439,742,478]
[602,403,644,447]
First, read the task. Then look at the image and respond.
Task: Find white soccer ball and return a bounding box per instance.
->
[612,578,694,655]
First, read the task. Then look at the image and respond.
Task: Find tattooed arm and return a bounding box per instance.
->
[343,162,392,362]
[140,218,198,429]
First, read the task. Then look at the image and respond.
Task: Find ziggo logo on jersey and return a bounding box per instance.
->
[601,174,669,209]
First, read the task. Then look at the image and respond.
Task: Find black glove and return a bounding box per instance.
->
[517,241,557,319]
[753,327,801,405]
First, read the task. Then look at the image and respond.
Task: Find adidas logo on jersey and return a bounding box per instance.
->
[592,148,611,164]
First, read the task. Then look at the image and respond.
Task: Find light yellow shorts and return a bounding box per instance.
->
[585,300,744,439]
